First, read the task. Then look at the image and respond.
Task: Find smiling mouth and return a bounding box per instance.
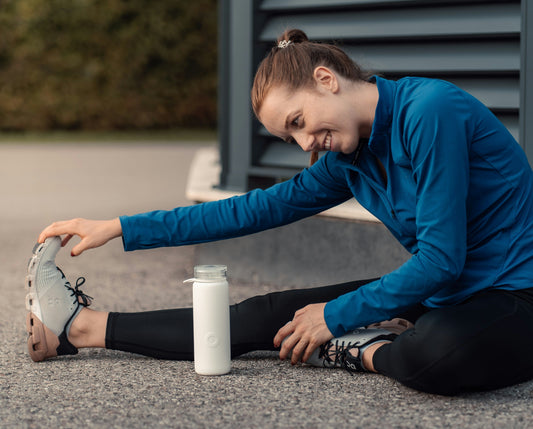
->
[324,132,331,151]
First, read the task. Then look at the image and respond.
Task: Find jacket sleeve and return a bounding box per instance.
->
[324,82,474,336]
[120,154,353,251]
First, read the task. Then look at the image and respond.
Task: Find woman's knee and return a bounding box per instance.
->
[374,294,533,395]
[373,319,468,395]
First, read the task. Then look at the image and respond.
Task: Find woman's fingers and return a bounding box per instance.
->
[38,221,63,243]
[70,239,87,257]
[274,321,304,361]
[301,336,324,363]
[288,336,310,365]
[61,234,73,247]
[273,321,294,348]
[275,303,334,364]
[38,219,82,243]
[277,328,301,362]
[37,218,123,256]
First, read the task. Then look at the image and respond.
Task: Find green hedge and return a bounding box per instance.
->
[0,0,217,130]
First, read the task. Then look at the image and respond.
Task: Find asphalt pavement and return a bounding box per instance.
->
[1,141,532,428]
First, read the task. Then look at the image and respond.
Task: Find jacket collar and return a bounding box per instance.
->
[334,76,395,166]
[367,76,395,157]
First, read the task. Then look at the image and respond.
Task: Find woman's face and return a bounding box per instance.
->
[258,69,368,155]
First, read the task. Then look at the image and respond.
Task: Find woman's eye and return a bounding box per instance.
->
[292,117,300,127]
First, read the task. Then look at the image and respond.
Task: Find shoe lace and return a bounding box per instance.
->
[57,268,93,307]
[68,277,93,307]
[318,340,362,374]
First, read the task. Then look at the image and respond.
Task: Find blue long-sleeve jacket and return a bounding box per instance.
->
[120,76,533,337]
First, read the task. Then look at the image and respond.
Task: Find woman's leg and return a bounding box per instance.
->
[68,308,108,348]
[372,289,533,395]
[103,278,379,360]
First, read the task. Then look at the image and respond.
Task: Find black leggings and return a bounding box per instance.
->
[105,279,533,396]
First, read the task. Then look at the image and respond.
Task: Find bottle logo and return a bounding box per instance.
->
[205,332,219,347]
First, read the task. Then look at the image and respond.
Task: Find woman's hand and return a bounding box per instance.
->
[38,218,123,256]
[273,302,334,365]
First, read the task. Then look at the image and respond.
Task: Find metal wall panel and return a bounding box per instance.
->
[521,0,533,163]
[259,4,519,40]
[219,0,527,191]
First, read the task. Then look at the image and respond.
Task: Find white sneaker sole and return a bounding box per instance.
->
[25,241,48,322]
[24,239,61,362]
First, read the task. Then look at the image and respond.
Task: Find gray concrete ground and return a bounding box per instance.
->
[1,141,533,428]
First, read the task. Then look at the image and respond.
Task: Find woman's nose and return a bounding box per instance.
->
[296,133,315,152]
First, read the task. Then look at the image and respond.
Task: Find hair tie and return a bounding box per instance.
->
[278,40,292,49]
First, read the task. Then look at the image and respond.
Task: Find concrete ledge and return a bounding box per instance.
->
[185,146,242,202]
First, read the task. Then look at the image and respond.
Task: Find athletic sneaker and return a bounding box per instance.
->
[25,236,92,362]
[306,328,398,372]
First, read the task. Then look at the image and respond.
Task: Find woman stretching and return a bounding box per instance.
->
[27,29,533,396]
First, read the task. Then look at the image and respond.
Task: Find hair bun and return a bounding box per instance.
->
[277,29,309,46]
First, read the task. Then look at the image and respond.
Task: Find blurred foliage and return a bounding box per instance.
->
[0,0,218,130]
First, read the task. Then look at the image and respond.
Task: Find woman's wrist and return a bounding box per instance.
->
[108,217,123,239]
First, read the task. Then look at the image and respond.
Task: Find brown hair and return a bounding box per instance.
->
[251,29,371,117]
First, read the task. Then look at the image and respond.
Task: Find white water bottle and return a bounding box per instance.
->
[185,265,231,375]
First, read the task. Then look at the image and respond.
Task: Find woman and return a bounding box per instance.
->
[28,29,533,396]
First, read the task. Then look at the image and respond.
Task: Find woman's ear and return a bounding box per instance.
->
[313,66,339,93]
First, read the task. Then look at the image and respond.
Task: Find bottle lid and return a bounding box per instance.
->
[194,265,227,280]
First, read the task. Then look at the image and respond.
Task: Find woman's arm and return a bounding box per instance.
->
[119,156,352,251]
